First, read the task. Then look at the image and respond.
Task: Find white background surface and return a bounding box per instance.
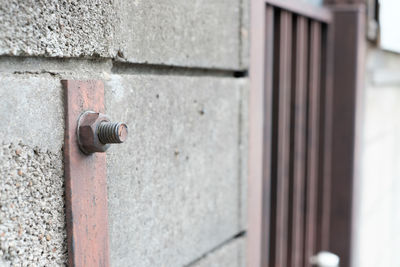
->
[380,0,400,53]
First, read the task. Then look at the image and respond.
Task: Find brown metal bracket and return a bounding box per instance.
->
[63,80,110,267]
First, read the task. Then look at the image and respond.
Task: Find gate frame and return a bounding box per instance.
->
[248,1,365,266]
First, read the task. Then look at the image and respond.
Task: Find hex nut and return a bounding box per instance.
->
[77,111,111,154]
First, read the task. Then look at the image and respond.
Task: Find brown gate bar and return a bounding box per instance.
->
[304,21,322,267]
[63,80,110,267]
[328,6,365,267]
[271,10,293,267]
[289,15,309,267]
[248,1,333,267]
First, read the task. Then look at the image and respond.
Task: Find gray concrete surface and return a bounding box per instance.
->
[0,62,249,266]
[0,56,112,80]
[0,0,250,264]
[191,236,245,267]
[0,143,66,266]
[240,0,250,69]
[0,74,63,152]
[239,80,248,230]
[105,0,241,69]
[105,74,243,266]
[0,0,115,58]
[0,74,66,266]
[0,0,244,69]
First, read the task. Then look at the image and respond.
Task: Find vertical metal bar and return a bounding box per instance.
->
[328,6,365,267]
[260,5,275,267]
[63,80,110,267]
[249,2,334,267]
[247,0,268,266]
[317,23,334,252]
[289,15,309,267]
[274,10,292,267]
[304,21,322,267]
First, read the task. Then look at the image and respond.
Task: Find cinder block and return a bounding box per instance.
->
[0,74,66,266]
[0,74,63,152]
[0,1,115,58]
[192,236,246,267]
[115,0,240,69]
[0,0,244,69]
[239,79,249,230]
[240,0,250,69]
[105,74,242,266]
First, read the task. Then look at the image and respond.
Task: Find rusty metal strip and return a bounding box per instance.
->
[273,10,292,267]
[63,80,110,267]
[289,15,309,267]
[304,21,322,267]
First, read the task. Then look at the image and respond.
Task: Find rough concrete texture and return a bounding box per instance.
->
[105,74,243,266]
[0,74,63,152]
[192,236,245,267]
[0,142,66,266]
[239,80,248,230]
[0,0,115,58]
[0,73,66,266]
[0,0,245,69]
[0,56,112,80]
[240,0,250,69]
[115,0,241,69]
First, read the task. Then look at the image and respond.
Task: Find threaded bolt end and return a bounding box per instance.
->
[97,122,128,144]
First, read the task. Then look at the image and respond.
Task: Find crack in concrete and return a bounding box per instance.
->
[183,231,246,267]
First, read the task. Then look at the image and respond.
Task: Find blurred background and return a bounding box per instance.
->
[355,0,400,266]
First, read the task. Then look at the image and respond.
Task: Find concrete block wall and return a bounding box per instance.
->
[106,74,246,266]
[0,1,249,266]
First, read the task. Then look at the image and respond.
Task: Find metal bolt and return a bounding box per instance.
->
[97,122,128,144]
[77,111,128,154]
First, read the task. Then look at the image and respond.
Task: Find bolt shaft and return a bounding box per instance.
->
[97,122,128,144]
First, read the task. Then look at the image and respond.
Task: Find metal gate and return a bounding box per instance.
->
[248,1,333,266]
[248,0,365,266]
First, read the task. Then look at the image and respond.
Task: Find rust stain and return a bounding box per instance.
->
[62,80,110,267]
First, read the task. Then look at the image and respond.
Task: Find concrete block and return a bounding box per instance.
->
[192,237,246,267]
[115,0,240,69]
[0,0,244,69]
[0,74,66,266]
[240,0,250,69]
[105,74,242,266]
[239,79,249,230]
[0,74,63,152]
[0,57,112,80]
[0,1,115,58]
[0,143,66,266]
